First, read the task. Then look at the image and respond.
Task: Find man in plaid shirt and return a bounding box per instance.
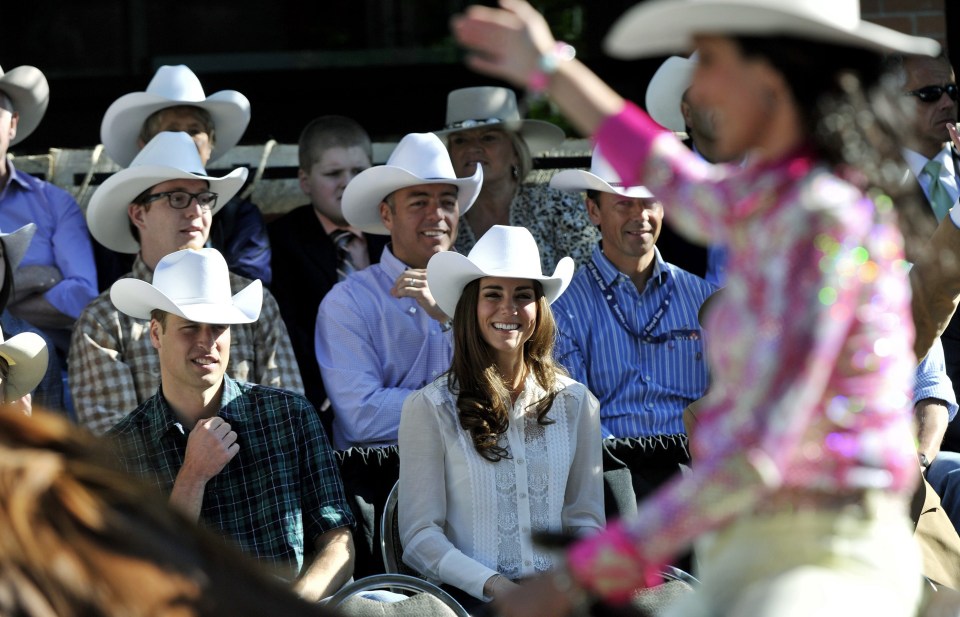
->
[108,247,354,601]
[68,131,303,435]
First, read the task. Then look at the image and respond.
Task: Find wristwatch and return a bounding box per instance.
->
[919,453,931,470]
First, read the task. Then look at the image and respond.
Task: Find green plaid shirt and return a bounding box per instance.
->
[109,377,354,580]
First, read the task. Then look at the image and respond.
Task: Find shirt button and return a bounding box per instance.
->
[645,375,651,381]
[522,526,530,533]
[519,493,527,499]
[408,306,416,314]
[646,403,653,410]
[517,458,525,465]
[524,560,532,567]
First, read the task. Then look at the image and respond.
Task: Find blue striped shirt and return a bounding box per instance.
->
[915,336,959,420]
[553,245,716,439]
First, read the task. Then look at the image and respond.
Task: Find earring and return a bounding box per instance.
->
[511,165,520,180]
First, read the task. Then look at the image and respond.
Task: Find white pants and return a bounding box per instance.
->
[664,493,924,617]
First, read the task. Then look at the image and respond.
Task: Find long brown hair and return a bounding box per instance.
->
[446,278,567,462]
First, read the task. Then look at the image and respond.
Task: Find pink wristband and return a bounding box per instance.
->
[528,41,576,94]
[566,521,664,605]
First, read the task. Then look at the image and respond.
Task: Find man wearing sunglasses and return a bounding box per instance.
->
[68,131,303,435]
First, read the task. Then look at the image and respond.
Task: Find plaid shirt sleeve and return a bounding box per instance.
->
[253,285,305,395]
[68,292,142,436]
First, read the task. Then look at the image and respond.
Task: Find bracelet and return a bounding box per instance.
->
[528,41,576,94]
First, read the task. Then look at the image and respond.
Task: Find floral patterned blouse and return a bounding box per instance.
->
[453,183,600,272]
[567,102,919,600]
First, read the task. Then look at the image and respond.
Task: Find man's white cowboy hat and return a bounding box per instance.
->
[645,55,696,134]
[427,225,574,317]
[0,65,49,146]
[100,64,251,167]
[433,86,565,155]
[0,223,37,273]
[0,325,48,403]
[86,131,249,254]
[550,147,654,199]
[110,248,262,324]
[343,132,483,235]
[604,0,940,59]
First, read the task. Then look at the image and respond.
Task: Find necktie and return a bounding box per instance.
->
[922,158,953,222]
[330,229,357,281]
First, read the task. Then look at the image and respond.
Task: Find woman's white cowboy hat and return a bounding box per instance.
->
[645,54,696,134]
[86,131,249,254]
[0,326,48,403]
[343,132,483,235]
[427,225,574,317]
[433,86,565,155]
[110,248,262,324]
[550,147,654,199]
[604,0,940,59]
[0,223,37,273]
[100,64,251,167]
[0,65,49,146]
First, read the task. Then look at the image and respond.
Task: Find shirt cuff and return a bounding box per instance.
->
[593,101,668,191]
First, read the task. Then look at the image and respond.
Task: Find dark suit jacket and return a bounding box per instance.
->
[268,204,388,419]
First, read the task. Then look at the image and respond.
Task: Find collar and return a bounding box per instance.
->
[903,147,934,180]
[591,243,668,288]
[377,244,415,280]
[145,376,248,442]
[1,160,32,194]
[315,210,364,240]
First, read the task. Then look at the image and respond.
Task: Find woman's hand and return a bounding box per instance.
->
[451,0,556,88]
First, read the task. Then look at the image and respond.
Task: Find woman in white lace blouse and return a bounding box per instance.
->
[398,225,604,609]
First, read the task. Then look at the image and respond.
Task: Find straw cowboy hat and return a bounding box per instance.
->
[604,0,940,59]
[101,64,251,167]
[343,132,483,235]
[111,248,262,324]
[0,223,37,273]
[0,325,48,403]
[433,86,565,155]
[645,54,696,134]
[86,131,249,254]
[0,65,49,146]
[427,225,574,317]
[550,147,654,199]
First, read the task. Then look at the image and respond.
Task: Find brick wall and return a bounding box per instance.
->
[862,0,948,49]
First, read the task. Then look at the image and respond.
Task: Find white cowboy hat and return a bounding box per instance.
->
[0,223,37,272]
[550,147,654,199]
[342,132,483,235]
[86,131,249,254]
[427,225,574,317]
[100,64,251,167]
[433,86,565,155]
[0,65,49,146]
[110,248,262,324]
[0,326,48,403]
[604,0,940,59]
[645,55,696,134]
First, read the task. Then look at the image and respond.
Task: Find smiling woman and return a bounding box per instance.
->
[396,224,604,612]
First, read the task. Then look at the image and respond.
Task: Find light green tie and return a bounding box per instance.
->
[923,158,953,222]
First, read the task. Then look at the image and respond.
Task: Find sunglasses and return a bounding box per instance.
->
[907,84,959,104]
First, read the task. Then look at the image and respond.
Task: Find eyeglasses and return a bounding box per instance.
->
[906,84,959,103]
[445,118,503,130]
[143,190,219,210]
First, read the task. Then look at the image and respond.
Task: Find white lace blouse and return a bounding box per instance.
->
[398,373,605,600]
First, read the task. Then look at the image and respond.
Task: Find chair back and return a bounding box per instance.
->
[380,479,429,579]
[326,573,469,617]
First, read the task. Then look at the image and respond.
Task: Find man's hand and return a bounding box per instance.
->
[390,268,451,324]
[169,416,239,521]
[182,416,239,481]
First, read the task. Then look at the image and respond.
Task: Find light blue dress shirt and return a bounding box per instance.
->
[553,244,716,439]
[0,162,98,318]
[315,245,454,450]
[915,336,959,419]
